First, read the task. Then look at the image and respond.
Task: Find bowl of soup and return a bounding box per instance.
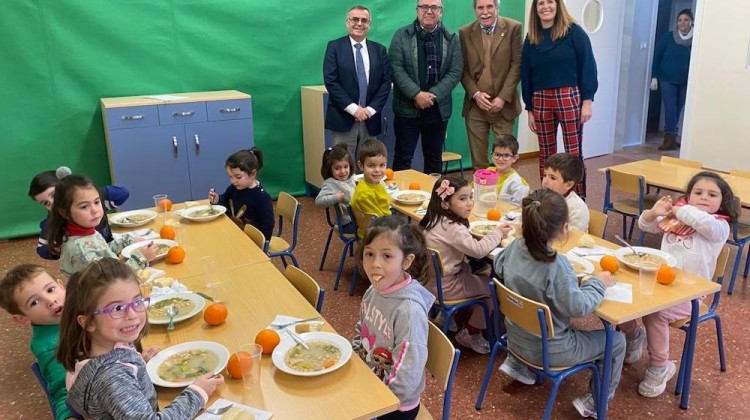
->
[121,239,177,261]
[147,293,205,325]
[272,332,352,377]
[146,341,229,387]
[469,221,514,238]
[177,205,227,222]
[614,246,677,271]
[564,254,595,278]
[392,190,431,205]
[110,210,158,227]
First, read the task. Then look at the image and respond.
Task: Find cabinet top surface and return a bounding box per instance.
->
[301,85,327,93]
[101,90,251,108]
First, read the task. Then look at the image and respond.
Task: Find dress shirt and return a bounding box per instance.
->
[345,37,377,117]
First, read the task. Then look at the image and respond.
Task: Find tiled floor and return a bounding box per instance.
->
[2,138,749,419]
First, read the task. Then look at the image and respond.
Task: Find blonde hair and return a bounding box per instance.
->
[527,0,576,45]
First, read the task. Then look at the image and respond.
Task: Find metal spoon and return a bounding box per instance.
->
[205,404,233,415]
[286,329,309,350]
[166,305,178,331]
[614,234,645,257]
[269,316,323,330]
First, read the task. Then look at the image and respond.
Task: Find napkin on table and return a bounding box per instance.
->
[603,283,632,304]
[195,398,273,419]
[113,228,159,241]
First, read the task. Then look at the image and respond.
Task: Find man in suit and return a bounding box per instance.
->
[323,5,392,161]
[460,0,522,170]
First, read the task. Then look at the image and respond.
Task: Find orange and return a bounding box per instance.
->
[204,303,228,326]
[656,264,677,285]
[599,255,620,273]
[166,246,186,264]
[255,328,281,354]
[408,182,421,190]
[487,209,501,221]
[385,168,394,181]
[226,351,252,379]
[159,225,176,240]
[158,198,173,211]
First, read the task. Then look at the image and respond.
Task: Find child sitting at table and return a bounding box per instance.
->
[618,171,738,398]
[494,188,623,418]
[58,258,223,417]
[542,153,589,232]
[29,168,130,260]
[350,138,391,239]
[0,264,77,419]
[353,215,434,420]
[47,172,156,276]
[420,175,512,354]
[209,147,275,239]
[488,134,530,206]
[315,143,356,233]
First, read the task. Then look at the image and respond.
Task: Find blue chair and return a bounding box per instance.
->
[331,204,360,296]
[268,192,301,268]
[421,321,461,420]
[31,362,83,419]
[318,207,337,270]
[726,198,750,295]
[603,168,655,243]
[672,245,730,396]
[284,265,325,313]
[476,279,601,420]
[427,248,493,343]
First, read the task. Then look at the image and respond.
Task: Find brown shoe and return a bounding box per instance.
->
[658,133,678,150]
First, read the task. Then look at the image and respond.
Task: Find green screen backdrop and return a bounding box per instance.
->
[0,0,525,239]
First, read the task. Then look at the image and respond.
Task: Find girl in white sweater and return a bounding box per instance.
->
[419,176,512,354]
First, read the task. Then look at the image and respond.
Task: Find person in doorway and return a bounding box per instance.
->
[324,5,392,162]
[521,0,597,200]
[389,0,463,174]
[459,0,523,170]
[650,9,694,151]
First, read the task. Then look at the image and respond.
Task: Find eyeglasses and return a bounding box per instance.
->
[92,297,150,319]
[492,153,516,161]
[417,5,443,12]
[347,17,370,24]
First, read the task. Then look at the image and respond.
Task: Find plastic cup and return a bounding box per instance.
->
[206,280,230,305]
[237,344,262,390]
[153,194,169,212]
[639,262,659,295]
[680,251,700,284]
[296,320,324,333]
[202,256,219,279]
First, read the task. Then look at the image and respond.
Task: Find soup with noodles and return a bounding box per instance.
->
[190,208,220,218]
[397,193,426,204]
[622,253,667,267]
[120,213,151,224]
[284,341,341,372]
[157,349,219,382]
[148,297,195,321]
[470,224,497,236]
[569,260,589,275]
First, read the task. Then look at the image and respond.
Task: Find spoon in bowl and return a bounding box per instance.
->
[166,305,178,331]
[614,234,645,258]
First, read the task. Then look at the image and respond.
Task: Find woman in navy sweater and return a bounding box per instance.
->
[650,9,693,151]
[521,0,597,199]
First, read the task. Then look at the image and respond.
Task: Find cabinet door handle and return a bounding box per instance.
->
[171,111,195,117]
[121,115,144,121]
[219,107,240,113]
[172,136,178,152]
[194,134,200,148]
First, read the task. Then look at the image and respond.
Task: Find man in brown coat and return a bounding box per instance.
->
[459,0,522,169]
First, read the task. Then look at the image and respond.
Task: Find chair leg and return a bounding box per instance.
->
[288,253,299,268]
[744,247,750,278]
[459,159,464,178]
[621,215,627,239]
[319,228,334,270]
[333,243,351,291]
[348,264,359,296]
[714,316,727,372]
[727,243,746,294]
[628,217,637,240]
[675,330,690,395]
[475,342,502,409]
[543,381,562,420]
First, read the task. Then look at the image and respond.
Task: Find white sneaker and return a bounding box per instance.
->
[572,392,598,418]
[638,361,677,398]
[455,328,490,354]
[625,326,646,364]
[498,356,536,385]
[433,312,458,332]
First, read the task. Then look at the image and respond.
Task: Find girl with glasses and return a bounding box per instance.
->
[57,258,223,418]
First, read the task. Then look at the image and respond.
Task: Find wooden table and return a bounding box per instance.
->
[559,230,720,417]
[110,203,269,278]
[144,262,399,419]
[598,159,750,206]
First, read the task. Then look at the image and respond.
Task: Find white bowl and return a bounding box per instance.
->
[109,210,157,227]
[614,246,677,270]
[392,190,431,205]
[271,331,353,377]
[469,221,515,238]
[177,205,227,222]
[121,239,177,261]
[147,292,206,325]
[146,341,229,388]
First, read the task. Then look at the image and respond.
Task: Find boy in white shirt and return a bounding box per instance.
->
[542,153,589,232]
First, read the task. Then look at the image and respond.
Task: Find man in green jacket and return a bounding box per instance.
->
[389,0,463,174]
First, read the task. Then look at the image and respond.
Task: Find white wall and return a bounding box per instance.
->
[682,0,750,170]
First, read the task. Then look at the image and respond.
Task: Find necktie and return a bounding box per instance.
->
[482,26,493,35]
[354,43,368,106]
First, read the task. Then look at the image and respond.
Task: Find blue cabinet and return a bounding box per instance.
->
[101,91,254,210]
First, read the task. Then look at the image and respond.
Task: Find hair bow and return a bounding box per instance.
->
[436,179,455,200]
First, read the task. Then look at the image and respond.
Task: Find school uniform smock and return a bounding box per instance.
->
[31,324,73,420]
[217,182,275,239]
[350,181,391,239]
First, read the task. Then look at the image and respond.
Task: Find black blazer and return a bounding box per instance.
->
[323,36,392,135]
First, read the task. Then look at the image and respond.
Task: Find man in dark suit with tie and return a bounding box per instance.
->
[460,0,522,170]
[323,5,392,162]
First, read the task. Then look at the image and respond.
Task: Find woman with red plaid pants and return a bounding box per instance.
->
[521,0,597,199]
